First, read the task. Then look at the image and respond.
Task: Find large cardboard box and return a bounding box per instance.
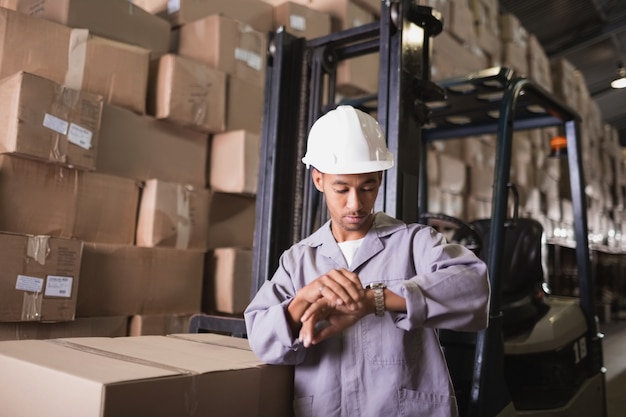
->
[0,316,128,341]
[209,130,260,195]
[148,54,227,133]
[128,314,192,336]
[178,14,267,88]
[74,171,141,245]
[136,179,210,250]
[17,0,171,57]
[207,192,257,249]
[205,247,253,314]
[132,0,274,32]
[273,1,332,39]
[0,71,103,170]
[0,155,139,244]
[0,233,82,322]
[0,8,150,114]
[77,243,204,317]
[226,75,264,133]
[97,104,208,187]
[0,334,293,417]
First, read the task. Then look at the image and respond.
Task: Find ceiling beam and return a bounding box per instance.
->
[546,16,626,58]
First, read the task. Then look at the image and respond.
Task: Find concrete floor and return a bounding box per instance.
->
[600,319,626,417]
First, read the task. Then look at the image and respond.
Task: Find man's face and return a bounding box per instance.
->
[312,169,382,242]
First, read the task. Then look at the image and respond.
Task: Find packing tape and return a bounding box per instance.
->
[175,185,192,249]
[21,291,43,321]
[48,338,199,414]
[27,235,50,266]
[65,29,89,90]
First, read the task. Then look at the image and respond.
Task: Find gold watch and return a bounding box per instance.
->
[366,283,386,317]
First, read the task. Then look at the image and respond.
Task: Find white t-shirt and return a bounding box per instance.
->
[337,237,365,267]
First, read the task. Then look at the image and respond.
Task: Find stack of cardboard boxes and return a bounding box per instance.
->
[0,0,624,411]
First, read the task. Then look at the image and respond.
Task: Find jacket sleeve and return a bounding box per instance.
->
[391,226,491,332]
[244,252,308,365]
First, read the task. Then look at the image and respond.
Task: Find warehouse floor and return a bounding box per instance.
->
[601,318,626,417]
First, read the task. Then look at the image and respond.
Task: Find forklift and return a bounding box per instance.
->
[190,1,608,415]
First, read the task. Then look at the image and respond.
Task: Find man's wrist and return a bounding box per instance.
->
[365,283,386,317]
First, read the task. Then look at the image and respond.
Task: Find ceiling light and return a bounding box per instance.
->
[610,62,626,89]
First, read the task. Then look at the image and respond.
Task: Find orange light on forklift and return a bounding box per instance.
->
[549,136,567,157]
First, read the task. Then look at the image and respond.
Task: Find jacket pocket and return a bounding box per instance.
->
[398,388,459,417]
[361,317,422,365]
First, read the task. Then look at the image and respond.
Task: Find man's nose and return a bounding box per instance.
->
[346,189,362,210]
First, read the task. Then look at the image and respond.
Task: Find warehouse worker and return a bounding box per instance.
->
[244,105,490,417]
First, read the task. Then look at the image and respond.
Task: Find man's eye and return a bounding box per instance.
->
[334,189,348,194]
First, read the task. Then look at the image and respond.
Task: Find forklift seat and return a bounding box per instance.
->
[469,218,549,334]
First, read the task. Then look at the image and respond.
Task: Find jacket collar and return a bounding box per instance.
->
[300,212,407,270]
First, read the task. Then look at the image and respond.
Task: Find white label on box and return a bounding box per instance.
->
[167,0,180,14]
[235,48,262,71]
[16,275,44,293]
[45,275,73,298]
[290,15,307,32]
[68,123,93,150]
[43,113,69,135]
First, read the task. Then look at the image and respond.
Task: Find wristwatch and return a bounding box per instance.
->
[366,283,386,317]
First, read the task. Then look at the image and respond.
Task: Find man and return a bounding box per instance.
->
[244,105,490,417]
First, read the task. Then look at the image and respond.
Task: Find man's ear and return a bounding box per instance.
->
[311,168,324,192]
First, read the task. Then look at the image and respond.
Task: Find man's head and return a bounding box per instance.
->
[302,106,394,241]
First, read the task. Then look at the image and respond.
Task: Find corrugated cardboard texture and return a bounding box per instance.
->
[0,155,139,244]
[209,130,260,195]
[136,179,209,250]
[0,8,150,114]
[133,0,274,32]
[0,316,128,341]
[77,243,203,317]
[178,14,267,87]
[97,104,208,187]
[148,53,226,133]
[0,71,103,170]
[204,247,253,314]
[0,233,82,322]
[18,0,171,56]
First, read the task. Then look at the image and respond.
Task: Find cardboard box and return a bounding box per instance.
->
[0,0,16,11]
[128,314,192,336]
[0,71,103,170]
[207,192,257,249]
[77,243,204,317]
[0,334,293,417]
[226,76,264,133]
[0,316,128,341]
[17,0,171,57]
[0,8,150,114]
[178,14,267,88]
[273,1,332,39]
[205,247,254,315]
[74,171,141,245]
[97,104,209,187]
[132,0,274,32]
[148,54,227,133]
[0,233,82,322]
[209,130,260,195]
[136,179,210,250]
[0,155,139,244]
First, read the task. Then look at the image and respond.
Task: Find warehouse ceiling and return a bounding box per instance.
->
[499,0,626,146]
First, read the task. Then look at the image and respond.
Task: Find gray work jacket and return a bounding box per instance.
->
[244,212,490,417]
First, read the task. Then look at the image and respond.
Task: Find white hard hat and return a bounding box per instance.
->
[301,105,394,174]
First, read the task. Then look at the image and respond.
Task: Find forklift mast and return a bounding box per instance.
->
[190,1,605,416]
